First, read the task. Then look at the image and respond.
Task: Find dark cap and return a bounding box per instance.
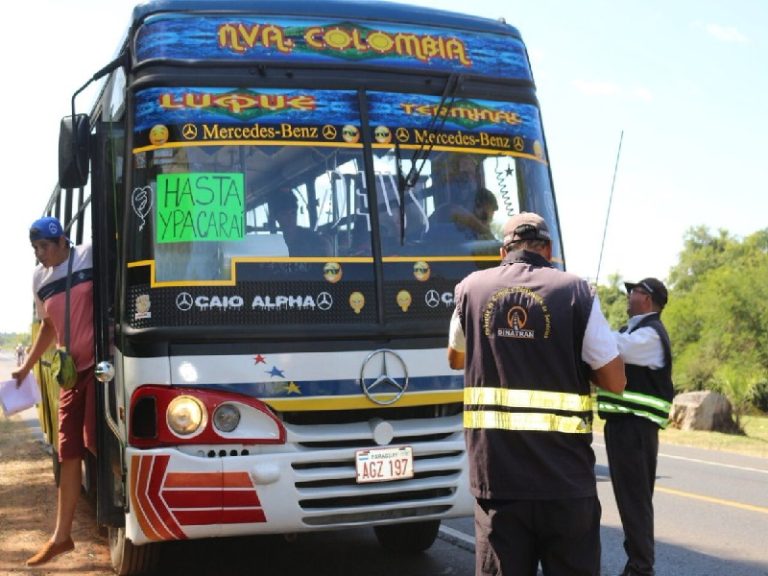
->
[29,216,66,242]
[624,277,668,308]
[502,212,551,245]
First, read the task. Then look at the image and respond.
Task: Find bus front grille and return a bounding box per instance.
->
[288,414,467,527]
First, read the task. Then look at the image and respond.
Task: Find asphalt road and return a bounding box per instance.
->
[444,440,768,575]
[595,438,768,575]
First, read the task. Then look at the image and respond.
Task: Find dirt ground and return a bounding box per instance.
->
[0,353,112,575]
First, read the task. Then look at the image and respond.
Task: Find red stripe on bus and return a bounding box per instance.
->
[174,508,267,526]
[223,472,254,488]
[130,455,163,542]
[222,489,261,507]
[162,488,261,509]
[164,471,252,488]
[132,455,178,541]
[165,472,222,488]
[146,455,186,540]
[162,489,219,508]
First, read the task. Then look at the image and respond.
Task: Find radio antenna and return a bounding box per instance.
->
[595,130,624,286]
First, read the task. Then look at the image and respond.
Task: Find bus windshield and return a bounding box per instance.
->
[129,88,559,273]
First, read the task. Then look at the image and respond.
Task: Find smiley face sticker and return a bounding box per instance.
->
[342,125,360,143]
[323,262,343,283]
[149,124,169,146]
[413,261,431,282]
[396,290,412,312]
[374,125,392,144]
[349,291,365,314]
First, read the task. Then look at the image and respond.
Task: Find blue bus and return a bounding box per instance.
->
[48,1,564,573]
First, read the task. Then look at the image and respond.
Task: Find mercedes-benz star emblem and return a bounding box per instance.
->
[322,125,337,140]
[359,349,408,406]
[182,124,198,140]
[317,291,333,310]
[176,292,194,311]
[424,290,441,308]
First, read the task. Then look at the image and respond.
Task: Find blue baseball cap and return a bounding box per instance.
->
[29,216,66,242]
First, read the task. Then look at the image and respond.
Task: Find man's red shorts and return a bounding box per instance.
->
[57,369,96,461]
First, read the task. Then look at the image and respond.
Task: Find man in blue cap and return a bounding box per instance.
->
[13,216,95,566]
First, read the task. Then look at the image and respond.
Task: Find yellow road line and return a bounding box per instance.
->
[656,485,768,515]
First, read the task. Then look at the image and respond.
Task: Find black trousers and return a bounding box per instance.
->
[604,417,660,576]
[474,496,602,576]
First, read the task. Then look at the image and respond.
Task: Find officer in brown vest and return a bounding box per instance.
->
[448,212,626,576]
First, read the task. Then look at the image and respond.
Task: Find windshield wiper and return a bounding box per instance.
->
[395,73,463,245]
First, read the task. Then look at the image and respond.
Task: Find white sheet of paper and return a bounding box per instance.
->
[0,372,42,417]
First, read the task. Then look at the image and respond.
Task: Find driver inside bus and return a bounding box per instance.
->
[428,175,498,241]
[268,189,332,257]
[459,186,499,241]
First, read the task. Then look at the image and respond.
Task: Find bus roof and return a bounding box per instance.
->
[131,0,521,38]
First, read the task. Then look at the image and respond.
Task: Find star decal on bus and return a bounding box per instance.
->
[280,381,302,395]
[253,354,266,364]
[268,366,285,378]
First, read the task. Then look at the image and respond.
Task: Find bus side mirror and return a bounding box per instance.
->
[58,114,91,189]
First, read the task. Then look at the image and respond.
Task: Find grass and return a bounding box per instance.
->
[593,413,768,459]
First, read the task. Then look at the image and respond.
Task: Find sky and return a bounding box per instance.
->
[1,0,766,333]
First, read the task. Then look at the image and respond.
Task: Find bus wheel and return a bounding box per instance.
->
[109,526,159,576]
[374,519,441,553]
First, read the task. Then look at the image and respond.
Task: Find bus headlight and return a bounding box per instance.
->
[167,396,206,436]
[130,385,286,447]
[213,403,241,433]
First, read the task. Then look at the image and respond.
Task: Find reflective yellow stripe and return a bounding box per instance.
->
[597,401,670,428]
[596,389,671,428]
[465,387,593,412]
[464,410,592,434]
[597,389,671,412]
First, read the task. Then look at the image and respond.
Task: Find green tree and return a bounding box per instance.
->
[595,272,628,330]
[0,332,31,350]
[665,227,768,421]
[668,226,739,293]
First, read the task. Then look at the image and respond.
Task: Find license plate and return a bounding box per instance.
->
[355,446,414,483]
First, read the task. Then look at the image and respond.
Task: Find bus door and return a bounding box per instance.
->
[91,65,130,527]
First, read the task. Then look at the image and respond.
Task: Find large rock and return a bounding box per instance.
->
[669,391,739,433]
